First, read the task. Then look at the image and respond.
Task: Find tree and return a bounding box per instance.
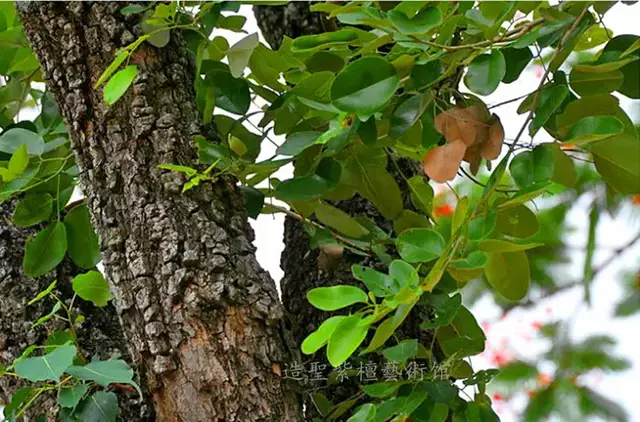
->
[1,1,639,421]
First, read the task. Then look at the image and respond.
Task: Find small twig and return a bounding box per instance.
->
[269,204,374,256]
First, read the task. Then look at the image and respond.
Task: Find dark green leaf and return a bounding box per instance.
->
[496,204,539,238]
[388,7,442,34]
[591,134,640,193]
[529,85,569,135]
[58,383,89,408]
[382,339,418,363]
[23,222,67,277]
[239,185,264,219]
[509,146,554,188]
[468,212,496,240]
[64,205,100,269]
[292,29,359,52]
[276,131,321,156]
[395,228,445,263]
[211,70,250,115]
[331,56,400,119]
[565,116,623,144]
[464,51,506,96]
[502,47,533,84]
[485,251,530,301]
[569,68,623,96]
[389,94,429,139]
[275,158,341,201]
[12,192,52,227]
[75,391,118,422]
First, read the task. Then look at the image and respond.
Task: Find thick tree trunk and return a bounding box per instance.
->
[0,199,153,421]
[18,3,301,421]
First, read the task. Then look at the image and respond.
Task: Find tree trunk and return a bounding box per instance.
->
[254,5,435,418]
[18,3,301,421]
[0,199,154,421]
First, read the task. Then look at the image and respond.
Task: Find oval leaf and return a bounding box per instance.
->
[307,285,368,311]
[23,222,67,277]
[396,228,445,263]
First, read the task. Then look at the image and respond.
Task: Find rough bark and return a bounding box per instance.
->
[254,4,435,418]
[0,199,153,421]
[18,3,301,421]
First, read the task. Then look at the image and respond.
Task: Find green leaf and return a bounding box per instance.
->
[393,210,429,235]
[352,265,395,297]
[23,222,67,277]
[341,147,403,220]
[365,303,415,353]
[436,306,485,357]
[569,68,623,97]
[408,175,434,216]
[64,205,100,269]
[239,185,264,219]
[120,4,147,15]
[509,146,554,188]
[276,131,321,156]
[227,33,259,78]
[468,213,496,240]
[389,259,419,290]
[65,360,141,396]
[382,339,418,363]
[216,14,246,32]
[305,51,345,73]
[502,47,533,84]
[315,202,369,238]
[555,94,636,140]
[485,251,530,301]
[348,403,376,422]
[14,343,76,382]
[331,56,400,120]
[524,386,555,422]
[292,29,359,52]
[0,127,45,155]
[420,293,461,329]
[545,143,577,187]
[327,314,370,367]
[599,35,640,99]
[275,158,341,201]
[389,94,430,140]
[58,383,89,408]
[211,70,250,115]
[496,205,539,238]
[451,196,468,234]
[307,285,368,311]
[388,7,442,35]
[75,391,118,422]
[8,143,28,175]
[363,381,404,398]
[464,50,505,96]
[565,116,623,145]
[103,65,137,105]
[94,50,129,88]
[27,280,57,305]
[591,134,640,194]
[479,239,543,252]
[301,316,346,355]
[72,271,113,307]
[3,387,33,420]
[411,60,441,90]
[529,84,569,135]
[12,192,52,227]
[396,228,445,263]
